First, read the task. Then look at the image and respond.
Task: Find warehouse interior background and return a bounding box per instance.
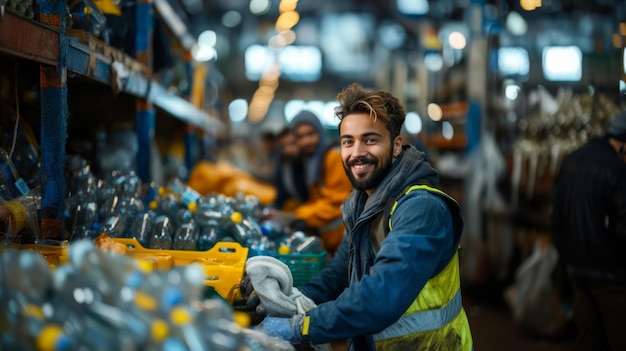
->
[1,0,626,349]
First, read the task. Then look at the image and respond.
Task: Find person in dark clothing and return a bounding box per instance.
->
[272,126,309,211]
[552,110,626,351]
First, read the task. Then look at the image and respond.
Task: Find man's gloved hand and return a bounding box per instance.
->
[261,314,307,344]
[240,275,267,316]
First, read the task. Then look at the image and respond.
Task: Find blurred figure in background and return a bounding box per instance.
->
[269,110,352,254]
[271,126,308,212]
[552,110,626,351]
[252,130,280,183]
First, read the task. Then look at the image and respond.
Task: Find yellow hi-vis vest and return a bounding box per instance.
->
[373,184,473,351]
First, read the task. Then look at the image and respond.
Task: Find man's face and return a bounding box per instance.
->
[294,124,320,156]
[339,113,402,193]
[277,133,300,161]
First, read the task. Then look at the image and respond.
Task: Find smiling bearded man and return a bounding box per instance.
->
[257,83,473,351]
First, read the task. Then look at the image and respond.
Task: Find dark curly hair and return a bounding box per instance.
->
[334,83,406,139]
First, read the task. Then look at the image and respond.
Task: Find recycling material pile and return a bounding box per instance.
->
[62,155,324,258]
[0,239,294,351]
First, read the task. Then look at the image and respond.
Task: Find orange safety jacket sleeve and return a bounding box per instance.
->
[294,148,352,229]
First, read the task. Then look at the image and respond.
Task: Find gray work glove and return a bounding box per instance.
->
[240,274,267,316]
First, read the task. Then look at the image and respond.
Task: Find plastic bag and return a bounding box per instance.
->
[504,237,570,337]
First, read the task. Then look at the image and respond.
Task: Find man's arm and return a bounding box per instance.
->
[297,237,350,303]
[306,192,456,344]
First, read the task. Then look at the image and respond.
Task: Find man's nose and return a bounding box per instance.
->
[353,141,368,156]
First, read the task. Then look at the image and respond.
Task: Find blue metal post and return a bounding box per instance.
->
[39,0,68,239]
[183,60,197,179]
[135,0,155,183]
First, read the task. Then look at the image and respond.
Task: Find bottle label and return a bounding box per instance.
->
[181,188,200,206]
[13,178,29,196]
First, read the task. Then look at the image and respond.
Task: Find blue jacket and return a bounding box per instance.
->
[298,145,462,349]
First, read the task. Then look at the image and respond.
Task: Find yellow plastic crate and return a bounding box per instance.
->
[113,238,248,303]
[18,241,69,268]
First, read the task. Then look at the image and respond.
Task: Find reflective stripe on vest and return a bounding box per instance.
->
[372,184,471,349]
[388,184,457,230]
[372,287,462,341]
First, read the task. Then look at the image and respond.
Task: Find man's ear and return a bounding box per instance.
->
[393,136,403,158]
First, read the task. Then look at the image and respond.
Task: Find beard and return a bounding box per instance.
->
[343,150,393,192]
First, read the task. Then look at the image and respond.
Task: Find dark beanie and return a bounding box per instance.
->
[290,110,322,131]
[607,111,626,142]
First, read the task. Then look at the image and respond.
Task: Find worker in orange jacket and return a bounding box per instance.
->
[269,110,352,254]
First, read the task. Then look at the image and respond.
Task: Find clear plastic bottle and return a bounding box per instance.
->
[127,210,156,248]
[66,240,173,347]
[51,264,151,348]
[97,193,121,224]
[249,231,277,256]
[66,172,99,241]
[230,211,262,247]
[66,154,95,198]
[279,231,323,254]
[1,117,40,190]
[5,307,72,351]
[68,239,140,289]
[108,168,142,199]
[0,147,30,199]
[1,248,51,304]
[195,219,222,251]
[150,215,173,249]
[259,219,286,240]
[65,157,98,241]
[0,186,41,236]
[99,211,129,238]
[156,191,180,219]
[234,193,262,220]
[168,306,208,350]
[168,178,201,209]
[172,203,199,251]
[194,196,230,251]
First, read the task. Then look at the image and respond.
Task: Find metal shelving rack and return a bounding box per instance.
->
[0,4,220,239]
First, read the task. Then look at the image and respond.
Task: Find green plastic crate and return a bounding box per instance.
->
[275,251,327,286]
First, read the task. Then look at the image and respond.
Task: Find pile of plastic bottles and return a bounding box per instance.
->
[0,239,293,351]
[65,155,324,256]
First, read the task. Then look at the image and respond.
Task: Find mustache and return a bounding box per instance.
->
[347,157,376,167]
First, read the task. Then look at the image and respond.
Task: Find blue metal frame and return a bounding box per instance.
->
[39,0,68,239]
[135,0,154,183]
